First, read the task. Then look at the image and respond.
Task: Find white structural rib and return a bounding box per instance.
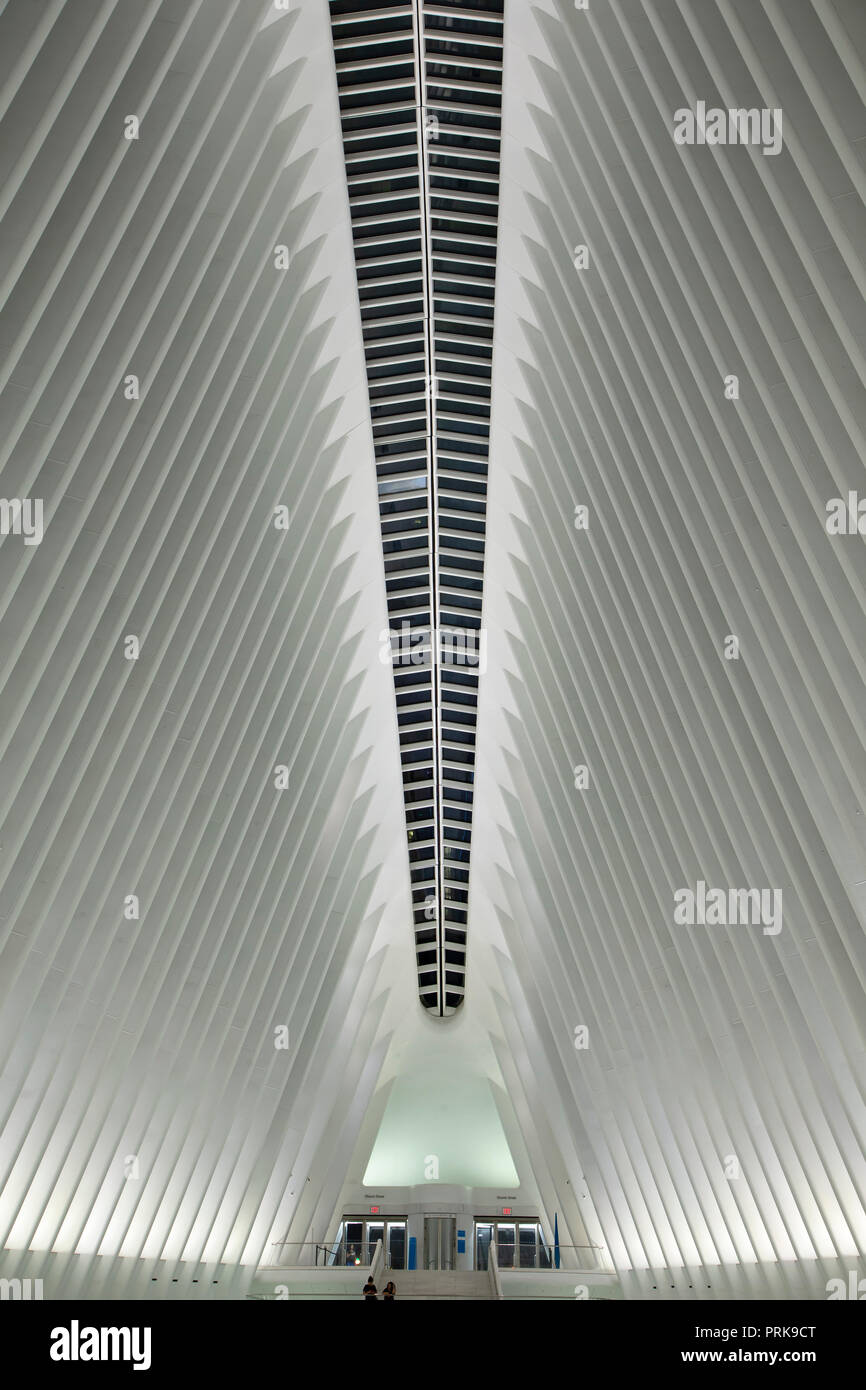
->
[476,0,866,1298]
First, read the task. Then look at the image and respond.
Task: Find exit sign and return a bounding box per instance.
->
[370,1206,380,1214]
[502,1207,512,1216]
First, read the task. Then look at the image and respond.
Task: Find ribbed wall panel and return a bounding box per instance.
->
[476,0,866,1298]
[0,0,410,1294]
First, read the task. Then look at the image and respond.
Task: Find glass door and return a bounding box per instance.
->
[518,1223,538,1267]
[338,1217,407,1267]
[367,1221,384,1262]
[475,1219,545,1269]
[497,1223,515,1268]
[475,1222,492,1270]
[387,1221,406,1269]
[423,1215,456,1269]
[344,1220,364,1266]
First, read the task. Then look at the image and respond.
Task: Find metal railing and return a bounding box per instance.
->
[539,1242,604,1270]
[476,1239,603,1272]
[268,1239,407,1270]
[268,1234,603,1273]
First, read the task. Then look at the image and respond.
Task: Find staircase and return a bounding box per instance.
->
[378,1270,493,1300]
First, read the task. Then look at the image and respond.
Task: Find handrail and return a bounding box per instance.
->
[546,1243,603,1252]
[487,1241,503,1300]
[268,1239,385,1267]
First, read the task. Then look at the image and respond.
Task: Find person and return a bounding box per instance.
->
[382,1281,396,1300]
[362,1277,377,1300]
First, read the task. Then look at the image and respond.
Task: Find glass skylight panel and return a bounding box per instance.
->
[330,0,502,1016]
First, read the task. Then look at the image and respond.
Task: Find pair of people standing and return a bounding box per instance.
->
[362,1278,396,1300]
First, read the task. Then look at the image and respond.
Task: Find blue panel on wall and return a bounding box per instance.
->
[408,1235,417,1270]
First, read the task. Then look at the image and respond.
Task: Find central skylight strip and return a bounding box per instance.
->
[412,0,446,1015]
[330,0,503,1017]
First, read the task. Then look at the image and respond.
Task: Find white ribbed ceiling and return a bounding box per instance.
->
[0,0,863,1302]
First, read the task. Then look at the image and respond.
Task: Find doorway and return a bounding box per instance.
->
[474,1219,550,1269]
[338,1217,406,1268]
[423,1215,456,1270]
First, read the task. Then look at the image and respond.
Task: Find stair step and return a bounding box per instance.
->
[374,1271,493,1300]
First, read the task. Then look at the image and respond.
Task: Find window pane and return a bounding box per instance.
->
[519,1224,537,1267]
[345,1222,363,1265]
[388,1222,406,1270]
[367,1222,384,1262]
[497,1223,515,1268]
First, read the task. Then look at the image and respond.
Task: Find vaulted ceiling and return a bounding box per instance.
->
[0,0,863,1301]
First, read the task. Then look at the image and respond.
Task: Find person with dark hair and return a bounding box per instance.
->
[362,1277,378,1300]
[382,1281,396,1300]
